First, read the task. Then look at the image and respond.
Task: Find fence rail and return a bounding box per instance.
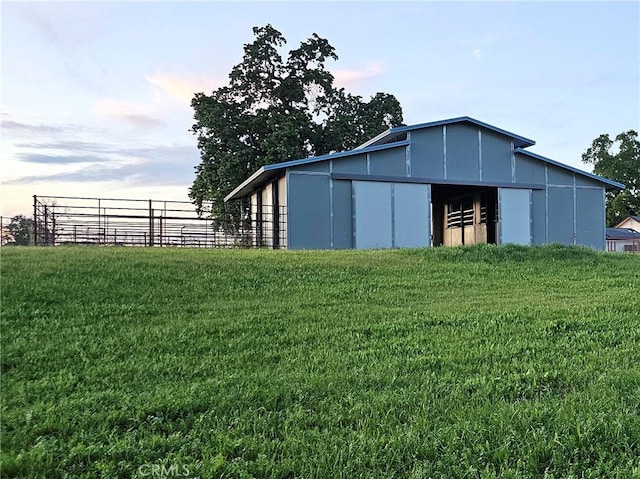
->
[31,195,286,248]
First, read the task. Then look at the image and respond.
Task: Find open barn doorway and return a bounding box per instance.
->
[431,185,498,246]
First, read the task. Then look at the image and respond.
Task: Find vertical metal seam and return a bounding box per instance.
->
[352,181,357,248]
[366,153,371,175]
[511,141,516,182]
[329,177,334,249]
[406,131,412,177]
[497,188,502,244]
[573,174,577,244]
[478,130,483,181]
[391,183,396,248]
[427,184,432,248]
[601,187,606,250]
[443,125,447,179]
[529,189,533,244]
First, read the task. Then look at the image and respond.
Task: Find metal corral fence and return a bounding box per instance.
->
[32,195,286,248]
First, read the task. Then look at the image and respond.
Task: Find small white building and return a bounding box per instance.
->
[606,227,640,252]
[615,216,640,233]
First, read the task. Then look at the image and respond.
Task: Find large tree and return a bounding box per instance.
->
[582,130,640,226]
[190,25,403,225]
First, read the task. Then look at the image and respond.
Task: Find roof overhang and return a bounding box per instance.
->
[514,148,625,190]
[224,140,410,202]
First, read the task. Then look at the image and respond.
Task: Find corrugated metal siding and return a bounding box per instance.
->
[446,123,480,181]
[547,165,574,186]
[331,154,367,175]
[515,154,546,185]
[369,147,407,177]
[287,173,331,249]
[407,128,444,178]
[481,130,512,183]
[531,189,547,245]
[547,187,575,244]
[332,180,353,249]
[576,188,605,249]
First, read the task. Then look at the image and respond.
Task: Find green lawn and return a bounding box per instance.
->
[1,245,639,478]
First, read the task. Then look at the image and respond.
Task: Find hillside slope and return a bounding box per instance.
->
[2,245,639,478]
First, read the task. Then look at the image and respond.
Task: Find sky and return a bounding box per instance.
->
[1,1,639,218]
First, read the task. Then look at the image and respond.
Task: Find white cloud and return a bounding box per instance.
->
[332,61,385,89]
[147,73,225,105]
[93,98,165,128]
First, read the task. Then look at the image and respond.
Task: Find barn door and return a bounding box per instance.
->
[393,183,431,248]
[353,181,430,249]
[353,181,392,249]
[498,188,531,245]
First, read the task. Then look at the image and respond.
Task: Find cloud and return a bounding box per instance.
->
[16,153,106,164]
[15,140,122,153]
[147,73,224,105]
[1,119,104,139]
[8,142,199,186]
[94,98,165,128]
[332,61,385,88]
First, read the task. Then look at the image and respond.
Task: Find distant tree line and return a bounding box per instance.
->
[582,130,639,226]
[1,215,33,246]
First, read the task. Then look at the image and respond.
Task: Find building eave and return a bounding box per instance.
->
[224,140,410,202]
[513,148,625,190]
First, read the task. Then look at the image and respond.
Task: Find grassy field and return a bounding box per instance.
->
[1,244,639,478]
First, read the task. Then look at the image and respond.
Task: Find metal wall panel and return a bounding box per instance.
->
[290,161,330,173]
[547,165,574,186]
[446,123,480,181]
[547,187,575,244]
[369,147,407,177]
[409,128,445,178]
[332,179,353,249]
[531,189,547,245]
[331,154,367,175]
[481,130,512,183]
[515,154,546,185]
[353,181,393,249]
[499,188,531,245]
[394,183,431,248]
[575,175,604,187]
[576,188,605,249]
[287,173,331,249]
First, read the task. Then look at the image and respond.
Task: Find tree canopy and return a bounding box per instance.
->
[189,25,404,224]
[582,130,640,226]
[2,215,33,246]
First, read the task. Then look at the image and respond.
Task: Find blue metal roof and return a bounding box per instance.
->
[513,148,625,191]
[357,116,536,149]
[606,227,640,240]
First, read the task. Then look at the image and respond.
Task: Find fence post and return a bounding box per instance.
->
[43,205,49,245]
[148,200,154,247]
[33,195,38,245]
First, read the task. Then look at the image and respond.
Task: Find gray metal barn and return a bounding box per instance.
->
[225,117,624,250]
